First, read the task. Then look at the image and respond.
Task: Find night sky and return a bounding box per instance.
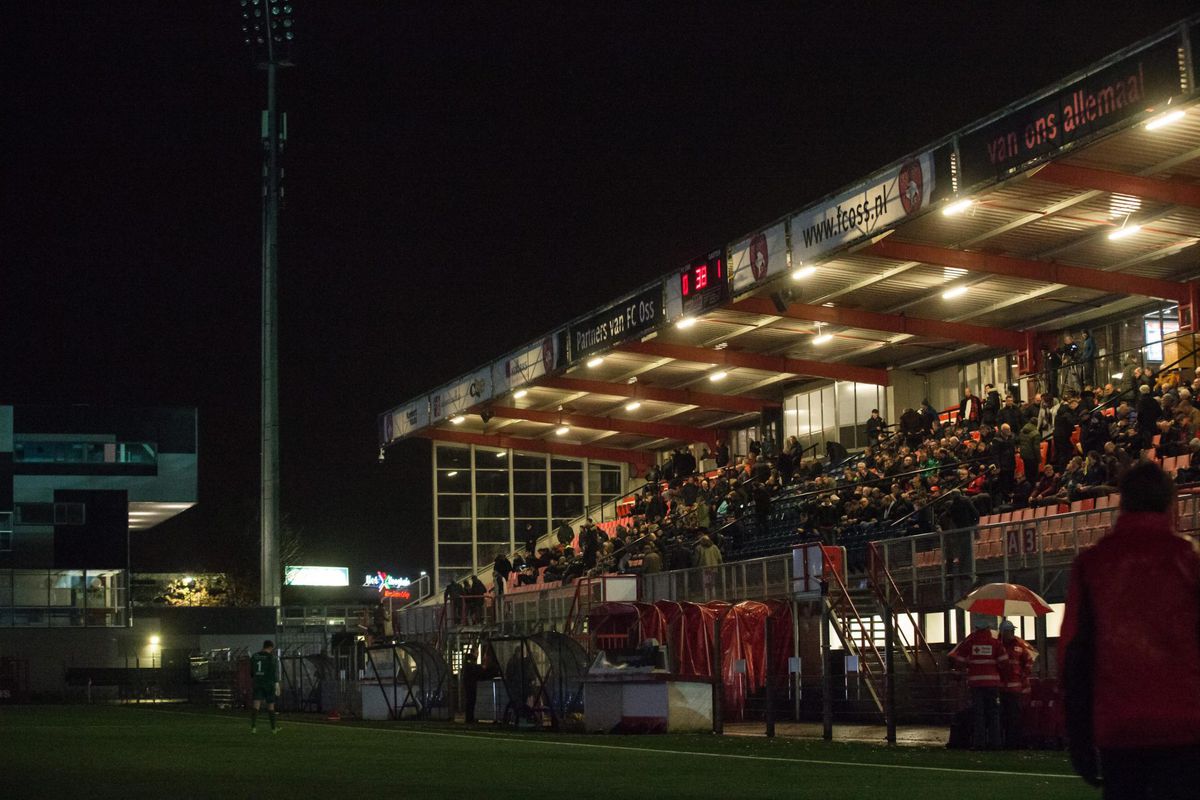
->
[4,3,1196,583]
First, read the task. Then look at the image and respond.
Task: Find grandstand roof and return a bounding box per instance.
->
[379,17,1200,465]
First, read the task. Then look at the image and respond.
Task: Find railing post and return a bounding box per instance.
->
[883,598,896,745]
[821,580,833,741]
[765,616,775,738]
[712,613,724,735]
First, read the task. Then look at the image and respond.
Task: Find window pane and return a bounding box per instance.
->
[513,471,546,493]
[438,519,472,543]
[437,544,472,567]
[476,519,510,542]
[437,470,469,493]
[474,469,508,494]
[13,572,47,606]
[551,470,583,494]
[475,542,510,564]
[552,495,583,520]
[437,495,471,518]
[49,571,84,607]
[435,445,470,469]
[513,495,546,518]
[513,453,546,470]
[476,495,509,518]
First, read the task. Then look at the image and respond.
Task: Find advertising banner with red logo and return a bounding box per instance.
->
[789,150,935,267]
[729,220,787,299]
[491,328,568,396]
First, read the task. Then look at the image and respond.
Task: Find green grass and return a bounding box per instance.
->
[0,705,1094,799]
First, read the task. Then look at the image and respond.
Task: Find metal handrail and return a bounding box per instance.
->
[867,541,937,671]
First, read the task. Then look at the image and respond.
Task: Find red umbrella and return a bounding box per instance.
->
[956,583,1053,617]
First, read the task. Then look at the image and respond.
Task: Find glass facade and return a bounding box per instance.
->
[433,444,626,588]
[13,440,157,465]
[0,569,127,627]
[781,380,889,454]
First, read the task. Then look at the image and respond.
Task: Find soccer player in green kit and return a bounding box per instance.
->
[249,640,280,733]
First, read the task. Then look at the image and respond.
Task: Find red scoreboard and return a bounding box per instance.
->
[680,250,727,317]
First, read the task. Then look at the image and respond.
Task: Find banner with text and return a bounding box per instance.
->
[958,35,1182,187]
[380,397,430,445]
[431,366,493,423]
[789,151,935,266]
[492,329,568,395]
[568,286,663,364]
[729,220,788,298]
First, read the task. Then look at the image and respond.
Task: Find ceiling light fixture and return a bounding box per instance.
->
[792,265,816,280]
[942,198,974,216]
[586,356,604,368]
[676,316,696,329]
[812,332,834,345]
[513,389,528,399]
[555,425,570,436]
[942,285,968,300]
[709,371,728,382]
[624,401,642,411]
[1145,109,1185,131]
[449,415,466,424]
[1108,223,1141,240]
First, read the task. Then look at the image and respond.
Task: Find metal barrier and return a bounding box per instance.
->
[640,553,793,604]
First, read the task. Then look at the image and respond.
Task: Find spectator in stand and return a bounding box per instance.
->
[998,394,1023,432]
[1052,398,1078,472]
[899,406,923,449]
[959,387,982,431]
[1079,330,1097,388]
[1061,462,1200,794]
[492,552,512,597]
[640,543,662,575]
[981,384,1001,428]
[466,575,487,623]
[919,399,938,435]
[1044,346,1062,399]
[950,616,1009,750]
[991,423,1017,504]
[554,519,574,548]
[866,409,887,444]
[999,620,1037,749]
[1018,414,1042,484]
[715,440,730,468]
[521,522,539,555]
[1135,384,1163,451]
[1029,464,1060,507]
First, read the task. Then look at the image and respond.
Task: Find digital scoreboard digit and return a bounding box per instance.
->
[679,250,727,318]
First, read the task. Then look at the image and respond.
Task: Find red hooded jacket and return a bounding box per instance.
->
[1059,511,1200,749]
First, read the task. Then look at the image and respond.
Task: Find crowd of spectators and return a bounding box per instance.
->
[448,335,1200,606]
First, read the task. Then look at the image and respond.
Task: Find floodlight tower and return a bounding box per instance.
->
[241,0,294,610]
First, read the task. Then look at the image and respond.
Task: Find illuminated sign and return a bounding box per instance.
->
[363,572,412,593]
[382,589,412,600]
[284,566,350,587]
[679,250,727,317]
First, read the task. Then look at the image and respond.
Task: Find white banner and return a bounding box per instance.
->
[789,152,935,266]
[492,330,565,395]
[384,398,430,443]
[729,220,787,297]
[431,367,493,422]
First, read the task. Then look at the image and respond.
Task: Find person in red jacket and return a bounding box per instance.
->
[1060,462,1200,796]
[998,620,1037,749]
[950,616,1009,749]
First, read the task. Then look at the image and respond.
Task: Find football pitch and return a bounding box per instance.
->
[0,706,1094,799]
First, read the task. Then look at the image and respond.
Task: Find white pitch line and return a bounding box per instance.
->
[141,709,1076,781]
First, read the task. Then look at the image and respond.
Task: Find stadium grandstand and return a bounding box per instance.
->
[378,17,1200,733]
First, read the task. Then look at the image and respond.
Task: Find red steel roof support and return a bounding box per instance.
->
[536,375,778,414]
[488,405,719,446]
[867,239,1190,303]
[730,297,1026,350]
[617,340,890,385]
[417,428,654,472]
[1036,162,1200,210]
